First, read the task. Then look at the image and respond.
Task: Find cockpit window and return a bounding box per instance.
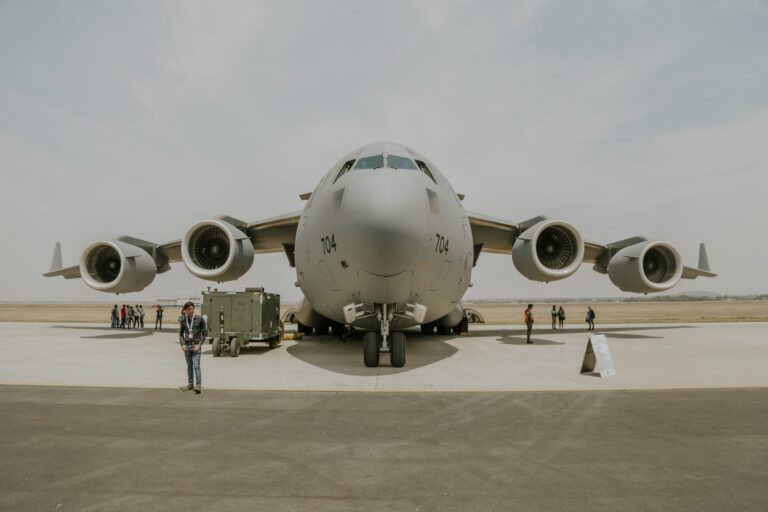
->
[353,155,385,170]
[333,160,355,184]
[387,154,418,170]
[415,160,437,183]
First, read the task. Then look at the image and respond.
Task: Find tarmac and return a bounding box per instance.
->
[0,322,766,391]
[1,321,766,511]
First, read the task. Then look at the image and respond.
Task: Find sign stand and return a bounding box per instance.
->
[580,334,616,377]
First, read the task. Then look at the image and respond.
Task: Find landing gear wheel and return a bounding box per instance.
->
[363,332,380,367]
[212,337,221,357]
[390,332,406,368]
[297,322,312,335]
[230,337,240,357]
[453,317,469,335]
[331,322,345,337]
[420,323,434,335]
[437,325,452,335]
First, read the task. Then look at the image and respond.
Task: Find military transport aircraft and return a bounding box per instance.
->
[45,141,716,367]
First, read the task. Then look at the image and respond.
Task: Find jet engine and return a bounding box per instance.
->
[512,220,584,281]
[182,219,255,281]
[608,241,682,293]
[79,240,156,293]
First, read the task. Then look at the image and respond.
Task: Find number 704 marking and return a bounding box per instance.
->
[435,234,449,254]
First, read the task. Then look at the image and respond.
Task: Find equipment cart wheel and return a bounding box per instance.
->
[212,337,221,357]
[390,331,406,368]
[230,337,240,357]
[268,336,281,349]
[363,331,380,367]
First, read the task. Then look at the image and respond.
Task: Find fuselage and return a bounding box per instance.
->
[294,142,473,329]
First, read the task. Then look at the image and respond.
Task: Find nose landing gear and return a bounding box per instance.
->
[390,331,406,367]
[362,303,407,368]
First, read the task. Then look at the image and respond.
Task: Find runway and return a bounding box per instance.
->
[1,322,766,511]
[0,322,766,391]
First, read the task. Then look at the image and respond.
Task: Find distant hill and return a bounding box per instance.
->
[670,291,720,298]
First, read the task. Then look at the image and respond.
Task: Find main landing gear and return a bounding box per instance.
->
[362,303,407,368]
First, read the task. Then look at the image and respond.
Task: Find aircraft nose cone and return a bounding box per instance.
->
[341,173,428,276]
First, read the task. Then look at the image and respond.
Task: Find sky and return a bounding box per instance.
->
[1,0,766,303]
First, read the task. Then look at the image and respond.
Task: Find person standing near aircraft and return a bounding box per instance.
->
[120,304,126,328]
[558,306,565,329]
[155,305,164,330]
[586,306,596,331]
[524,304,534,344]
[179,302,207,394]
[110,304,118,328]
[551,305,557,329]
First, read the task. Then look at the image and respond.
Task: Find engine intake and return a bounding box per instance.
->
[79,240,156,293]
[608,241,682,293]
[182,220,254,281]
[512,220,584,281]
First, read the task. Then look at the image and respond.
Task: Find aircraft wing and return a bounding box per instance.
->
[245,210,302,254]
[44,210,304,282]
[581,239,717,279]
[466,212,522,255]
[467,211,715,280]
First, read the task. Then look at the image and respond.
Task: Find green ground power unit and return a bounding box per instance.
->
[201,288,282,357]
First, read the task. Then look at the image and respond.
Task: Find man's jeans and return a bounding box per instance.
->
[184,349,202,386]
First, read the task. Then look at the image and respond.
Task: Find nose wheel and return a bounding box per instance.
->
[390,331,406,368]
[363,331,380,367]
[362,330,407,368]
[362,304,408,368]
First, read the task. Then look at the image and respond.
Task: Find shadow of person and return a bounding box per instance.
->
[478,324,694,340]
[287,333,458,376]
[496,336,564,346]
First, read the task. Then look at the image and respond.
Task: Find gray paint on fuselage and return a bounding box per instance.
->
[294,142,473,329]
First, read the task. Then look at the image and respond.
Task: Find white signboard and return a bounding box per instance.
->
[580,334,616,377]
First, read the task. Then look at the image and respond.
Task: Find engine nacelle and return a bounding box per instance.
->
[293,297,331,328]
[608,241,683,293]
[436,303,465,328]
[79,240,156,293]
[182,220,254,281]
[512,220,584,282]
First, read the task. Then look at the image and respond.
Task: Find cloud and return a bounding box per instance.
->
[1,1,766,301]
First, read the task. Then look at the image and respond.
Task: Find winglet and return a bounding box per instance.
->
[698,243,710,272]
[49,242,63,273]
[681,243,716,279]
[43,242,81,279]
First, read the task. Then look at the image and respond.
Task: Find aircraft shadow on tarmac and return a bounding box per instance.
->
[51,325,175,340]
[481,325,696,345]
[286,333,459,376]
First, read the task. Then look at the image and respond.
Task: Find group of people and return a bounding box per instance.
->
[110,304,165,329]
[110,304,144,328]
[523,304,597,343]
[550,305,566,329]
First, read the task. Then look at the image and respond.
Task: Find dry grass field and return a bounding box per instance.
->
[467,301,768,325]
[0,301,765,325]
